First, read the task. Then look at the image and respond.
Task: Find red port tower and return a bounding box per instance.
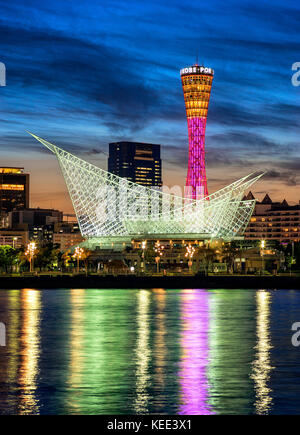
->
[180,64,214,199]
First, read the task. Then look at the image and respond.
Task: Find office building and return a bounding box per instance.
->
[108,141,162,187]
[0,167,30,224]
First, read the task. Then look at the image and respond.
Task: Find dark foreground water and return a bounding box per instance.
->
[0,288,299,415]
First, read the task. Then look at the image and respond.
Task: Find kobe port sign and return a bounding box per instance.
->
[180,66,214,76]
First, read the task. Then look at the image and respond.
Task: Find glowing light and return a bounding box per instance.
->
[154,241,164,273]
[0,184,24,190]
[185,244,195,259]
[25,241,36,257]
[181,66,213,199]
[73,246,84,273]
[134,290,151,414]
[251,290,274,414]
[179,290,213,415]
[68,289,85,413]
[154,240,164,257]
[73,246,84,260]
[25,242,37,272]
[7,290,21,385]
[185,244,195,272]
[153,289,167,396]
[19,289,41,414]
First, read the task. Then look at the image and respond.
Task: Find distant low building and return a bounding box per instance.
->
[53,233,83,251]
[7,208,64,245]
[244,192,300,243]
[233,246,285,274]
[0,229,29,248]
[53,221,80,233]
[52,221,83,250]
[9,208,63,228]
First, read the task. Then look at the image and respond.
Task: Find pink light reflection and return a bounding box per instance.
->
[178,289,213,415]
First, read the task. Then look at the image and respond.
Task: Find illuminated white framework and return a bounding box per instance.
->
[29,133,264,244]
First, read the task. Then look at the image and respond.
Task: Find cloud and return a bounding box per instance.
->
[0,0,300,206]
[209,102,300,130]
[263,169,300,187]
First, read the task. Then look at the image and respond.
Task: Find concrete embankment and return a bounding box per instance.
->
[0,274,299,289]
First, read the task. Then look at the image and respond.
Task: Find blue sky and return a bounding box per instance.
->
[0,0,299,212]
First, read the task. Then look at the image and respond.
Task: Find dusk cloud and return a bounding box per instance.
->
[0,0,299,210]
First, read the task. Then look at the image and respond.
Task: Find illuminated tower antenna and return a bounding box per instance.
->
[180,64,214,199]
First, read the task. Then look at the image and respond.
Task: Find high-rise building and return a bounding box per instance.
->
[180,65,214,199]
[0,167,30,217]
[108,142,162,187]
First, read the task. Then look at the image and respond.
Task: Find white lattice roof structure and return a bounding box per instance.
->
[29,133,264,244]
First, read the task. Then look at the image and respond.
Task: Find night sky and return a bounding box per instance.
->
[0,0,299,213]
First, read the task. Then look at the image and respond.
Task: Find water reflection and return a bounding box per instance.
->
[153,289,167,393]
[19,289,41,415]
[207,290,256,414]
[134,290,151,414]
[68,289,85,413]
[7,290,21,385]
[0,288,296,415]
[179,289,212,415]
[251,290,274,414]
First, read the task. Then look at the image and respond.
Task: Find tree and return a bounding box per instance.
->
[222,242,238,273]
[61,249,72,270]
[34,243,59,271]
[196,246,215,275]
[0,245,18,273]
[72,247,92,274]
[82,249,92,275]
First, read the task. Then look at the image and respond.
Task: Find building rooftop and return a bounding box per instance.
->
[261,193,272,204]
[0,167,25,174]
[244,191,300,211]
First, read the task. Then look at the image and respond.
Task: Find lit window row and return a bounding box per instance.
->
[0,184,25,191]
[186,109,208,117]
[182,77,212,86]
[185,101,209,109]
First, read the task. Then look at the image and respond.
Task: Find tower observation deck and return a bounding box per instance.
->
[180,65,214,199]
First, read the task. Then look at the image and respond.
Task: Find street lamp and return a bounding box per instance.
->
[154,240,164,273]
[25,241,37,272]
[260,240,265,275]
[141,240,147,273]
[185,243,195,273]
[12,236,18,249]
[73,246,84,273]
[290,241,295,277]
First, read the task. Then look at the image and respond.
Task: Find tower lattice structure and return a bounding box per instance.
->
[181,65,214,199]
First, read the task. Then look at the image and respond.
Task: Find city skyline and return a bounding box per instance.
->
[0,0,300,213]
